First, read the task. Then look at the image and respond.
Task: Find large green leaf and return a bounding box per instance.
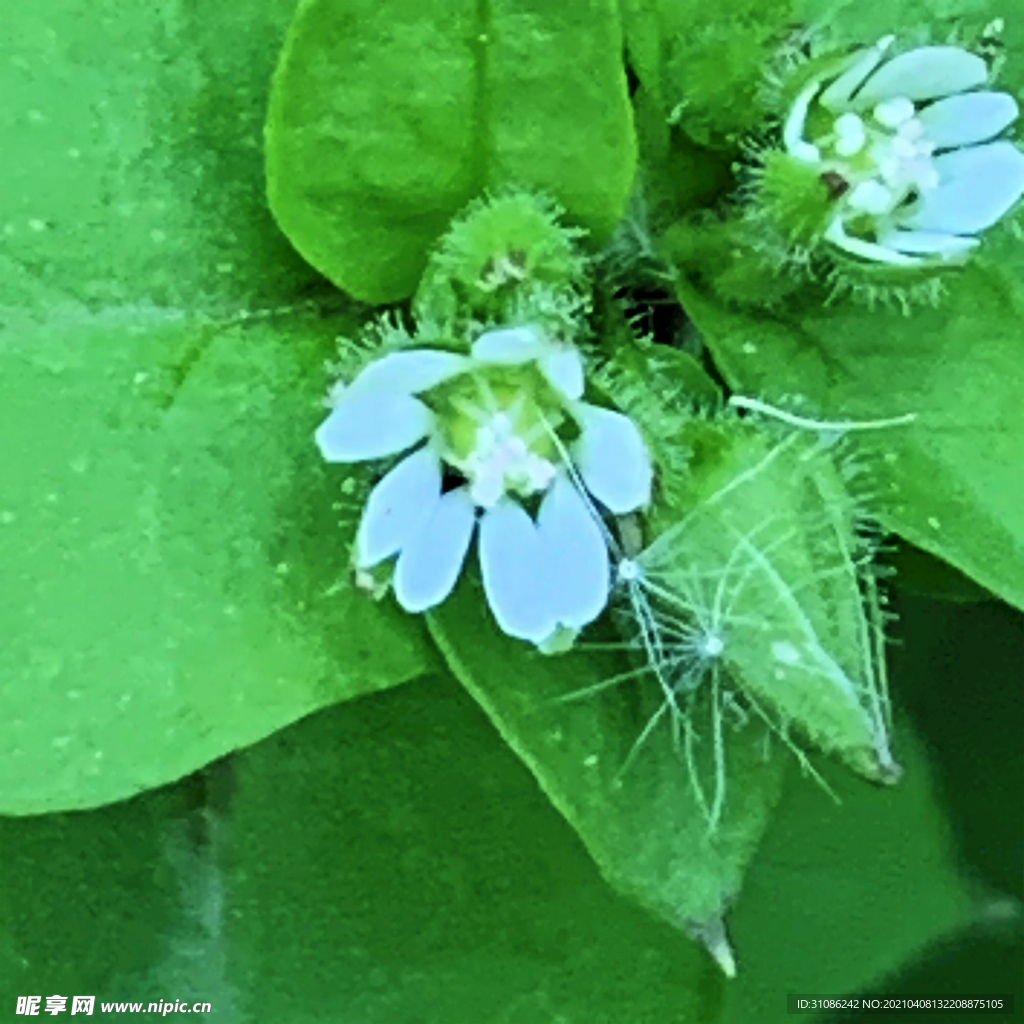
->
[221,680,720,1023]
[0,0,433,814]
[0,307,433,815]
[429,578,788,952]
[676,264,1024,612]
[0,0,318,310]
[266,0,637,302]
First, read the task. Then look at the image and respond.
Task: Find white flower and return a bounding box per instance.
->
[784,35,1024,265]
[315,326,653,647]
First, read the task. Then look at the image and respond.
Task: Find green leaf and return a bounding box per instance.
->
[0,0,320,310]
[429,577,787,953]
[0,0,434,814]
[0,308,433,815]
[721,723,979,1021]
[266,0,637,302]
[0,783,202,1008]
[221,680,721,1022]
[676,269,1024,612]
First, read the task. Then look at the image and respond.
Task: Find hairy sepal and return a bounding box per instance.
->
[413,191,591,339]
[639,418,898,784]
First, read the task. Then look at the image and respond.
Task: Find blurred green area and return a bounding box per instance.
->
[2,580,1020,1023]
[818,592,1024,1024]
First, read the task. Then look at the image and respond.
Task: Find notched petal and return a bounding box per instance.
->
[354,448,442,568]
[393,487,476,613]
[479,500,557,643]
[471,325,544,365]
[876,228,979,260]
[902,141,1024,234]
[345,350,469,399]
[916,91,1019,149]
[819,35,894,111]
[540,346,585,401]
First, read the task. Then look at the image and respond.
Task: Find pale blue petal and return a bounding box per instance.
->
[824,219,920,266]
[819,35,894,111]
[876,228,980,259]
[354,448,443,568]
[471,325,544,365]
[540,346,585,400]
[901,141,1024,234]
[857,47,987,105]
[393,487,475,613]
[479,500,557,643]
[315,393,432,463]
[917,92,1019,149]
[346,350,468,398]
[573,404,652,514]
[536,474,610,629]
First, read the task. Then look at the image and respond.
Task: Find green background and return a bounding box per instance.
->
[2,590,1021,1022]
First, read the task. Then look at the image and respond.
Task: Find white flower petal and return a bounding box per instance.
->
[478,500,557,643]
[784,81,822,161]
[471,325,544,365]
[857,47,987,105]
[824,219,921,266]
[820,35,895,111]
[536,474,609,630]
[393,487,475,613]
[573,404,652,514]
[354,448,443,568]
[315,393,432,463]
[540,346,585,400]
[345,350,468,399]
[876,228,980,259]
[873,96,915,128]
[917,91,1019,149]
[901,141,1024,234]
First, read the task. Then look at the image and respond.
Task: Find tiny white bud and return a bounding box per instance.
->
[848,180,895,215]
[834,113,867,156]
[873,96,915,129]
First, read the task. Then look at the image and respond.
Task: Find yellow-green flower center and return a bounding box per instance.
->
[804,95,939,224]
[425,365,568,508]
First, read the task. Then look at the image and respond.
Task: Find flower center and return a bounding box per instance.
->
[429,365,564,509]
[818,98,939,222]
[462,410,556,508]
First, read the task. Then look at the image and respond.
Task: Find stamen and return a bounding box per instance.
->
[833,113,866,157]
[464,409,557,507]
[873,96,915,128]
[847,180,895,216]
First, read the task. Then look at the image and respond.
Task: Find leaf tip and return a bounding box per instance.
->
[684,913,737,979]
